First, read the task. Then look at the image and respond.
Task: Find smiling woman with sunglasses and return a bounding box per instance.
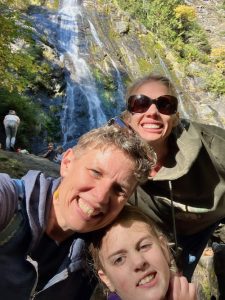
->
[124,74,180,171]
[113,73,225,291]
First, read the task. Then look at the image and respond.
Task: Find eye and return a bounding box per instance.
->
[139,241,152,252]
[112,255,126,266]
[89,169,101,178]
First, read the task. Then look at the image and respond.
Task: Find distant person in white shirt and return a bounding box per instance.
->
[3,110,20,151]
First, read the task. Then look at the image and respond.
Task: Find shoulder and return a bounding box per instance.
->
[191,121,225,147]
[192,121,225,138]
[0,174,18,231]
[178,119,225,142]
[192,121,225,167]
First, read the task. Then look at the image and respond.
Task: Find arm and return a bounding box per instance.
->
[16,116,20,126]
[0,174,18,231]
[167,275,197,300]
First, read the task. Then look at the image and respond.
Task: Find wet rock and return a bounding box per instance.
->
[115,21,130,35]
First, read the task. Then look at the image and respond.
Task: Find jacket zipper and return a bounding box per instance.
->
[26,255,39,299]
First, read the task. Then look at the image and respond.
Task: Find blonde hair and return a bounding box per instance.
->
[73,125,156,183]
[125,73,176,103]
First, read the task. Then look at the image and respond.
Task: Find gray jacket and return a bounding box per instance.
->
[0,170,95,300]
[129,120,225,236]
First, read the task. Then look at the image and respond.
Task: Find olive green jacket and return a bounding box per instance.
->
[129,120,225,236]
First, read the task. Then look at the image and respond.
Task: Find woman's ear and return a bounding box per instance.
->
[172,112,180,128]
[98,269,115,292]
[60,148,75,177]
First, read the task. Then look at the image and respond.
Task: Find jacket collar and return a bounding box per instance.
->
[152,121,202,180]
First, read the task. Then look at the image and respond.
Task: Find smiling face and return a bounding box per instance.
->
[52,147,137,236]
[127,81,179,150]
[98,220,171,300]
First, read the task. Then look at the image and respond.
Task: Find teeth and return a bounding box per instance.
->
[78,200,94,217]
[138,274,155,286]
[143,124,160,129]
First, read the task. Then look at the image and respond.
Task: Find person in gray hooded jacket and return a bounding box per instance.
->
[116,73,225,282]
[0,124,153,300]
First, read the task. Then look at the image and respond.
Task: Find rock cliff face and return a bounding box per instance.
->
[183,0,225,128]
[77,0,203,124]
[81,0,225,129]
[186,0,225,47]
[28,0,224,150]
[0,149,59,178]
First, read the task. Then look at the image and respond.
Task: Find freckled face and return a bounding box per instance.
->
[128,81,178,148]
[98,221,171,300]
[53,147,137,234]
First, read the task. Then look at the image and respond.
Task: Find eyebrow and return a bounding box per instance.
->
[107,235,153,259]
[107,249,127,260]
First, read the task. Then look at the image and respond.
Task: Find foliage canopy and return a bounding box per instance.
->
[0,0,60,150]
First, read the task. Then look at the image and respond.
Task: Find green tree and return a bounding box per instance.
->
[0,1,59,149]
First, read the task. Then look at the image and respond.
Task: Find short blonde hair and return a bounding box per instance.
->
[73,125,155,183]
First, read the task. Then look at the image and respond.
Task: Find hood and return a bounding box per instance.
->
[153,121,202,181]
[22,170,60,250]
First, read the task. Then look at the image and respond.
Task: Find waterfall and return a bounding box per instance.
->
[88,20,125,112]
[30,0,217,152]
[57,0,107,148]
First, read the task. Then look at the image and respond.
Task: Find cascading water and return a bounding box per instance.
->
[29,0,127,150]
[56,0,127,148]
[30,0,216,152]
[57,0,107,147]
[88,20,125,113]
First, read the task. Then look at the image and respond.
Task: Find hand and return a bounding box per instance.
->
[167,275,197,300]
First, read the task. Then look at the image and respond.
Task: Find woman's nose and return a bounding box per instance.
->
[145,103,159,115]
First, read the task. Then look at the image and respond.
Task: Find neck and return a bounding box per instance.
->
[149,141,169,177]
[152,141,169,163]
[46,191,74,243]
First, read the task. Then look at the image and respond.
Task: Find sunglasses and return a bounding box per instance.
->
[107,116,128,128]
[127,94,178,115]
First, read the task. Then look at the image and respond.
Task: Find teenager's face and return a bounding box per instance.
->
[54,147,137,234]
[98,220,170,300]
[128,81,179,148]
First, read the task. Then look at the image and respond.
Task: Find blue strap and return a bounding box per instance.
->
[12,179,25,201]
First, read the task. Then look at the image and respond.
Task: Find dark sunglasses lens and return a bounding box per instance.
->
[128,95,151,113]
[157,96,178,115]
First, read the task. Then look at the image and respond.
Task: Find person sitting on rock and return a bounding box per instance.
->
[40,142,56,162]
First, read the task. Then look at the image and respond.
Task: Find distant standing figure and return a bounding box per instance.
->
[3,110,20,151]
